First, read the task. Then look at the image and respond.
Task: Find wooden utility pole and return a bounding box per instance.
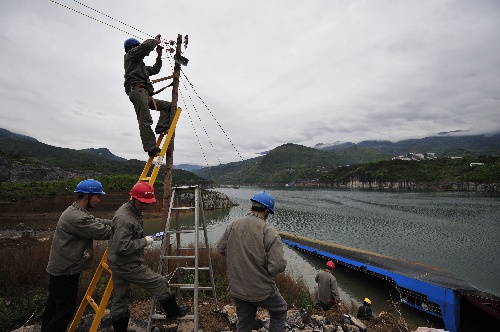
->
[162,34,183,228]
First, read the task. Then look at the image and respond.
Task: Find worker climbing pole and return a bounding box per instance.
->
[68,33,189,332]
[43,2,241,329]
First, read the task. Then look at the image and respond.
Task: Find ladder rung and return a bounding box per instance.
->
[169,284,214,290]
[162,255,196,259]
[151,313,195,320]
[180,267,210,270]
[173,186,198,191]
[178,247,208,251]
[85,296,98,311]
[167,230,196,234]
[172,207,195,210]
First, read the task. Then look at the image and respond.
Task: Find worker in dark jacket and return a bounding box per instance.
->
[357,297,373,321]
[123,34,174,157]
[217,191,288,332]
[314,260,341,310]
[108,182,188,331]
[41,179,112,332]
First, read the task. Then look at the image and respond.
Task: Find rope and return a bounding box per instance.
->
[180,70,245,163]
[178,89,210,168]
[180,79,221,166]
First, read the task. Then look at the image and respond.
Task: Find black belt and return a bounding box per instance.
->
[129,84,145,91]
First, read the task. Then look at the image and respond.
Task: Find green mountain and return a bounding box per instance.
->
[0,129,211,187]
[195,142,500,187]
[2,128,499,188]
[195,143,390,185]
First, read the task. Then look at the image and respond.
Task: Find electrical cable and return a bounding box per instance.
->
[180,70,245,163]
[49,0,245,169]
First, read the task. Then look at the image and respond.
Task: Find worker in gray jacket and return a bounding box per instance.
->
[314,260,341,311]
[217,191,288,332]
[123,34,173,157]
[108,182,188,331]
[41,179,111,332]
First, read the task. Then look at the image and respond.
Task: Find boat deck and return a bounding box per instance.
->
[279,231,475,291]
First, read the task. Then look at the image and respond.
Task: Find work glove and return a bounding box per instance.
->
[145,236,154,245]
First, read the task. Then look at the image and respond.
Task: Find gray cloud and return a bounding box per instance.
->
[1,0,499,166]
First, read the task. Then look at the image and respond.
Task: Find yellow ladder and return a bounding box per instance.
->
[68,107,182,332]
[147,186,218,331]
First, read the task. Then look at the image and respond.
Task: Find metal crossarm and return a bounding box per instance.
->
[147,186,218,331]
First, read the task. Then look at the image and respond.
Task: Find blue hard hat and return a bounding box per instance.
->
[74,179,106,195]
[250,191,275,214]
[124,38,140,50]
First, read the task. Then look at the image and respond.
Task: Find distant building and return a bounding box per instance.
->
[392,152,436,161]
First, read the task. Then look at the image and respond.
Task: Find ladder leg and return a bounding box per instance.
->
[147,186,219,331]
[147,188,177,331]
[194,188,200,329]
[201,205,219,311]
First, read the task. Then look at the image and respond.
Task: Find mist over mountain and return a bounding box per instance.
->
[314,133,500,157]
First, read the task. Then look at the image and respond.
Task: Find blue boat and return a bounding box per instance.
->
[280,232,500,332]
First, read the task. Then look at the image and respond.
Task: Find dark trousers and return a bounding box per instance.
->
[129,87,172,152]
[41,273,80,332]
[233,287,287,332]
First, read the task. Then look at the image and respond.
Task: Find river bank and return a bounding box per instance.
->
[1,188,498,331]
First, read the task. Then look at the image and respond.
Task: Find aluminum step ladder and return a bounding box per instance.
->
[147,186,218,331]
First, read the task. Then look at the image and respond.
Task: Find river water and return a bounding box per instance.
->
[145,186,500,327]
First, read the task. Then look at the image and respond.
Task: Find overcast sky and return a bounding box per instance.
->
[1,0,499,166]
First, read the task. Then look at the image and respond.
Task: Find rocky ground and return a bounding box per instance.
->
[12,298,416,332]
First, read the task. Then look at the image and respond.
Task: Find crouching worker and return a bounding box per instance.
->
[108,182,189,331]
[357,297,373,321]
[314,260,341,311]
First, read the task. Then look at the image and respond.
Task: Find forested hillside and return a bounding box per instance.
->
[0,129,213,195]
[2,128,500,191]
[195,144,500,189]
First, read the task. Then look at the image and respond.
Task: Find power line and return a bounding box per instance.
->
[48,0,174,49]
[70,0,153,39]
[48,0,141,39]
[181,70,245,163]
[49,0,244,167]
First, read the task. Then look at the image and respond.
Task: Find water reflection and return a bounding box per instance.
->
[142,186,499,328]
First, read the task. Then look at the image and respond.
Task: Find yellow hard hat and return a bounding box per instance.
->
[364,298,371,305]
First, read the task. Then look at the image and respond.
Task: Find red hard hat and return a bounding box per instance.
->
[130,182,156,203]
[326,261,335,269]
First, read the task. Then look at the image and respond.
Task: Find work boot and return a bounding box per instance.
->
[148,147,161,157]
[155,126,169,135]
[159,294,189,319]
[112,314,129,332]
